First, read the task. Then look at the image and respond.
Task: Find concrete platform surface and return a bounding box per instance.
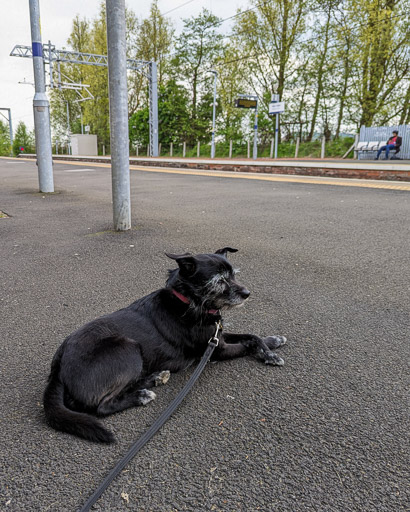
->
[0,158,409,511]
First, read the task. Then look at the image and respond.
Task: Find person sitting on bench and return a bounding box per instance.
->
[375,130,402,160]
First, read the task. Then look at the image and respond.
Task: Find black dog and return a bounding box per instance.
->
[43,248,286,443]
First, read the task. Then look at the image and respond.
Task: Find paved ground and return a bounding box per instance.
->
[0,158,409,511]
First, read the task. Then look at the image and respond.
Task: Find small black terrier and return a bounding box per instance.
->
[43,248,286,443]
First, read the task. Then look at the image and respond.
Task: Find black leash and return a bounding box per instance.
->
[79,320,222,512]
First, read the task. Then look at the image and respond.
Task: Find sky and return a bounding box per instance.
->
[0,0,247,133]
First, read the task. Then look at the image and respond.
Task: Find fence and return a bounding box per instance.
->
[358,125,410,160]
[133,141,258,159]
[131,137,336,160]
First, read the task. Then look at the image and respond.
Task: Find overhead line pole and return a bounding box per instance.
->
[29,0,54,193]
[106,0,131,231]
[148,62,159,157]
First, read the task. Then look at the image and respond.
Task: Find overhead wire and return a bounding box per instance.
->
[161,0,198,16]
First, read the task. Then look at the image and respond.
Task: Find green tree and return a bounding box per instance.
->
[133,0,174,84]
[12,122,35,156]
[48,0,410,152]
[399,83,410,125]
[0,120,11,156]
[172,9,224,142]
[50,4,139,152]
[231,0,308,141]
[348,0,410,126]
[81,4,110,150]
[216,45,248,143]
[129,79,191,146]
[49,15,90,144]
[128,1,174,115]
[331,8,355,139]
[305,3,333,141]
[129,108,149,147]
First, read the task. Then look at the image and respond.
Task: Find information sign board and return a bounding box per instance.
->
[269,101,285,115]
[235,98,257,109]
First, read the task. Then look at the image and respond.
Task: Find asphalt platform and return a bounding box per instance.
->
[0,157,409,511]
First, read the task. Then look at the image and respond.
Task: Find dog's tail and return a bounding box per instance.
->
[43,349,115,444]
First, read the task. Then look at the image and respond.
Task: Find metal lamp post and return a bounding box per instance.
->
[210,70,217,159]
[29,0,54,192]
[253,98,258,160]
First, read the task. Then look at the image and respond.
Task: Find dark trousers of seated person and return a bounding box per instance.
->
[376,144,396,160]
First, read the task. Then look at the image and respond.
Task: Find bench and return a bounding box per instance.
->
[356,141,401,160]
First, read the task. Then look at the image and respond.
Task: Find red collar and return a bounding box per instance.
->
[172,289,190,304]
[171,289,220,315]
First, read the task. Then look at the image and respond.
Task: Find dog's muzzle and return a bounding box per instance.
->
[238,287,250,300]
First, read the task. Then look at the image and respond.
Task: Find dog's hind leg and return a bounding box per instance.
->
[154,370,171,387]
[96,388,156,417]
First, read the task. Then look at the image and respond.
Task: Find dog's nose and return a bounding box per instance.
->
[239,288,250,299]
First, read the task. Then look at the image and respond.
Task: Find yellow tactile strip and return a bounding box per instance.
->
[128,165,410,191]
[70,160,410,190]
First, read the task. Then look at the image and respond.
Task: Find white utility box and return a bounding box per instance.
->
[70,134,98,156]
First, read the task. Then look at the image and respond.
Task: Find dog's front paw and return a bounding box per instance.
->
[138,389,157,405]
[263,351,284,366]
[263,335,287,349]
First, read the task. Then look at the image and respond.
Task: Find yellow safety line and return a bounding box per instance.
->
[128,165,410,191]
[13,157,410,191]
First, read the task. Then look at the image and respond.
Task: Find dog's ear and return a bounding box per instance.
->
[165,253,197,276]
[215,247,238,258]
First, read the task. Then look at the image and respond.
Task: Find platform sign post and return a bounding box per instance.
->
[235,94,258,160]
[269,95,285,159]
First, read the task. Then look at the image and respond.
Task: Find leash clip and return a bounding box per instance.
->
[209,320,223,347]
